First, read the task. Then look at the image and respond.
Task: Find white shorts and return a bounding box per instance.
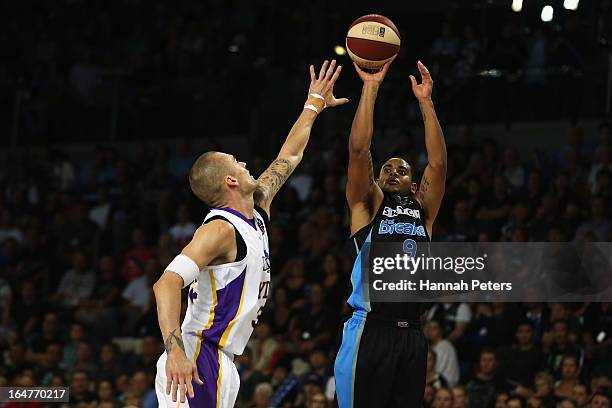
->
[155,335,239,408]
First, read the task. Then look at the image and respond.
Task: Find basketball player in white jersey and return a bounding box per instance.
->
[153,60,348,408]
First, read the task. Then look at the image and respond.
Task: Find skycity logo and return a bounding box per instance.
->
[382,206,421,218]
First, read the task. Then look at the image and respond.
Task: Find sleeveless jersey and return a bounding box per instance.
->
[348,193,430,320]
[181,207,271,356]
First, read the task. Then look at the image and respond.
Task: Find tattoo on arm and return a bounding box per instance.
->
[419,176,431,200]
[164,328,185,353]
[256,158,295,203]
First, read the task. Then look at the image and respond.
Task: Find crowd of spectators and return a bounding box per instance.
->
[1,1,612,407]
[2,0,612,143]
[0,118,611,407]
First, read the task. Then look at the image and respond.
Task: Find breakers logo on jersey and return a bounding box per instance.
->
[382,206,421,219]
[378,219,426,237]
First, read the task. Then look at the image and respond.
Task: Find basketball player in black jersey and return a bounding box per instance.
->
[334,60,447,408]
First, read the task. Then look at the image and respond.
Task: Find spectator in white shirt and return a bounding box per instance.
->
[53,251,95,308]
[425,319,460,387]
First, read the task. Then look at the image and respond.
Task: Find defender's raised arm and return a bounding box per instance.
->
[256,60,348,217]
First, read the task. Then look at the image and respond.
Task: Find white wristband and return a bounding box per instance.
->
[166,254,200,288]
[304,104,319,113]
[310,93,325,100]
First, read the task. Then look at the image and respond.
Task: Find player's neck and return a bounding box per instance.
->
[220,193,255,220]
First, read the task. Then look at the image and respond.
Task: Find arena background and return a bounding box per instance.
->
[1,0,612,407]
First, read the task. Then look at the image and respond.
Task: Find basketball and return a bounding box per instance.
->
[346,14,401,71]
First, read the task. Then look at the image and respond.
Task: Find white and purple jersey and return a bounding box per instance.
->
[182,207,271,356]
[156,206,271,408]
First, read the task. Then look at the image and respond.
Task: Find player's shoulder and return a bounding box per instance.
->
[194,219,235,242]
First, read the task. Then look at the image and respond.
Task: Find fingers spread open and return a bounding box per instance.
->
[325,59,336,80]
[330,65,342,84]
[319,60,329,80]
[309,65,316,82]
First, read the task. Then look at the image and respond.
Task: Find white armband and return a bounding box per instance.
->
[166,254,200,288]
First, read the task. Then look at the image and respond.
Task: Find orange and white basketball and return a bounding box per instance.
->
[346,14,401,71]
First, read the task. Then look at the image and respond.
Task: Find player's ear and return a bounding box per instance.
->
[410,182,418,194]
[225,175,239,186]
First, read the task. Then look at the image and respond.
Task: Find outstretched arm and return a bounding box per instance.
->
[153,220,235,404]
[410,61,447,236]
[256,60,348,217]
[346,61,393,234]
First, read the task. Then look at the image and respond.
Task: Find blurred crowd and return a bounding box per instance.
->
[2,0,612,143]
[0,118,611,408]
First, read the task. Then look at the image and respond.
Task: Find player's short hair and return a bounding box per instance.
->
[189,151,232,206]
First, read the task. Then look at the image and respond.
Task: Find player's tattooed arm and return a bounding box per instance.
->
[164,328,185,354]
[255,158,294,205]
[256,60,348,218]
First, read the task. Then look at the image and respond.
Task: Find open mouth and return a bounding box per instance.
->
[387,178,399,185]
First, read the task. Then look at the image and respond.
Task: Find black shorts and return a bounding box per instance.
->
[334,311,428,408]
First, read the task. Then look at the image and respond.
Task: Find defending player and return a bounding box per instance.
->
[153,60,348,408]
[335,60,447,407]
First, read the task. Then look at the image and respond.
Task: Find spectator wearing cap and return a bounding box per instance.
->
[294,373,325,407]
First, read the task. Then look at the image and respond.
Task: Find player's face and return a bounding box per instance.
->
[224,154,258,192]
[378,158,415,195]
